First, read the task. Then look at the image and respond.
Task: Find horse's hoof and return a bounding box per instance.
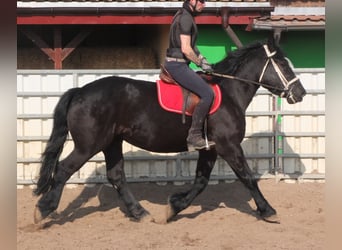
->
[19,223,44,232]
[33,206,45,224]
[129,209,153,223]
[165,203,176,222]
[257,207,279,223]
[139,213,155,223]
[262,213,280,224]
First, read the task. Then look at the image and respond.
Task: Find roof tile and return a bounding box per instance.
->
[258,15,325,22]
[17,0,271,2]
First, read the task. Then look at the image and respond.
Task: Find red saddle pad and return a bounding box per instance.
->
[156,79,222,116]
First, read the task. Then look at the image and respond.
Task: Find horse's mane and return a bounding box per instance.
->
[212,41,263,75]
[212,40,285,76]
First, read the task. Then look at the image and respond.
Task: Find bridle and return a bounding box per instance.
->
[209,44,300,100]
[258,45,299,98]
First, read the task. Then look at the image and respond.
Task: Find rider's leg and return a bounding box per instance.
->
[164,62,215,150]
[186,100,215,150]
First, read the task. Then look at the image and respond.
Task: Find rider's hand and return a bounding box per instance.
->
[201,61,213,73]
[199,55,213,73]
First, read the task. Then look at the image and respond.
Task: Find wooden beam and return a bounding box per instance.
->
[19,28,55,60]
[61,29,92,61]
[221,8,244,49]
[17,14,260,25]
[20,27,92,69]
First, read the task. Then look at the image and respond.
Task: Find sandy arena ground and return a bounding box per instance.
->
[17,179,324,249]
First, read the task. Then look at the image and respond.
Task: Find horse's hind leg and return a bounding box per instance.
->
[35,149,92,223]
[219,144,278,222]
[167,149,217,221]
[103,139,151,221]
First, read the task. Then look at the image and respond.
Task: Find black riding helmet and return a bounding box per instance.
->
[184,0,205,15]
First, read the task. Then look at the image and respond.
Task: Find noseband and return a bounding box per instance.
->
[258,45,299,99]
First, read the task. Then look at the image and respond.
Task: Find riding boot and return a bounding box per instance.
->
[186,105,215,151]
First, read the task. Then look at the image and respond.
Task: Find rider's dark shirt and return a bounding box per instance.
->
[166,2,200,61]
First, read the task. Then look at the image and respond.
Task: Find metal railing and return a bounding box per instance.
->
[17,69,325,184]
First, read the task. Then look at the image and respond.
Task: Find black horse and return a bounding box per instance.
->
[33,38,306,224]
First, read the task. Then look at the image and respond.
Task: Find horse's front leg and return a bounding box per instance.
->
[166,149,217,222]
[218,143,278,223]
[103,140,151,221]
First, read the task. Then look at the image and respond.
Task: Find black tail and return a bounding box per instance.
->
[34,88,79,196]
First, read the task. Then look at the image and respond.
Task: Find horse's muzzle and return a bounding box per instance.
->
[286,82,306,104]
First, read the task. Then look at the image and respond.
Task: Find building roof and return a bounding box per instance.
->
[252,14,325,30]
[17,0,272,3]
[251,6,325,30]
[17,0,274,25]
[17,0,273,11]
[17,0,325,30]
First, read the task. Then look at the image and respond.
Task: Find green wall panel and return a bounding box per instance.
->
[192,25,324,69]
[280,31,325,68]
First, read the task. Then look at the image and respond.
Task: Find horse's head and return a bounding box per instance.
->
[258,38,306,104]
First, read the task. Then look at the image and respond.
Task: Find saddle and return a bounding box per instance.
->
[158,64,221,123]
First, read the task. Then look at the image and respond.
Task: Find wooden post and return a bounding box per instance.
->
[274,28,282,46]
[221,7,243,49]
[54,27,62,69]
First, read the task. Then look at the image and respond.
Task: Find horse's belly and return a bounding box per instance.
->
[124,137,188,154]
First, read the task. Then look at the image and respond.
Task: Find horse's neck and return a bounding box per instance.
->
[219,46,267,111]
[222,79,259,111]
[229,65,261,110]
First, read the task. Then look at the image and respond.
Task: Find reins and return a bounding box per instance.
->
[207,71,285,91]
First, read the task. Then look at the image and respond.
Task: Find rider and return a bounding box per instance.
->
[164,0,215,151]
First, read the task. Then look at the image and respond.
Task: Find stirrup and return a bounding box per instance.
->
[187,138,215,151]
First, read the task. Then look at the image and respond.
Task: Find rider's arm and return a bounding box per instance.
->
[180,34,202,66]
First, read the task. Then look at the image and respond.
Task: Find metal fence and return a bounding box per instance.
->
[17,68,325,184]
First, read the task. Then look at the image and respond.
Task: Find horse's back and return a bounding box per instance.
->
[80,75,153,95]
